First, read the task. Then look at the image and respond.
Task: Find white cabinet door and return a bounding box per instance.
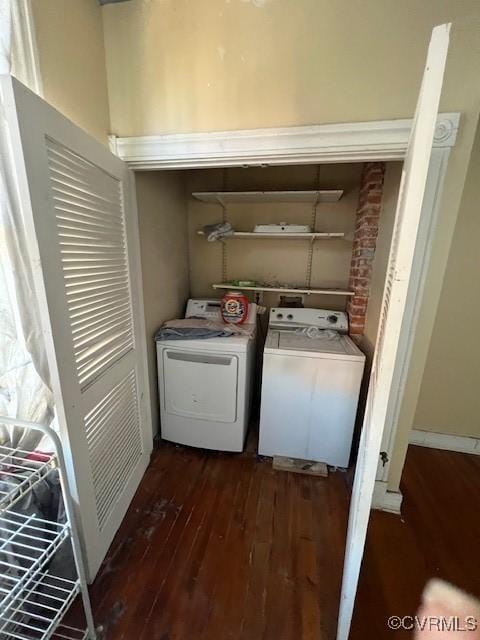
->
[337,24,451,640]
[1,76,152,580]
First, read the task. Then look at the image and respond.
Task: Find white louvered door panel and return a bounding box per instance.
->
[337,25,450,640]
[2,77,152,580]
[46,139,136,389]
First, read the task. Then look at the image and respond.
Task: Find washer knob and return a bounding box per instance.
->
[327,315,338,324]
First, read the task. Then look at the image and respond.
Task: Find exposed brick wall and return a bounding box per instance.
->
[347,162,386,336]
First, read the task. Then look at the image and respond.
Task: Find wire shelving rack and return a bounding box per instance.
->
[0,417,97,640]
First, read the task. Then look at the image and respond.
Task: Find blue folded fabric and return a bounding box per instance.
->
[155,327,234,341]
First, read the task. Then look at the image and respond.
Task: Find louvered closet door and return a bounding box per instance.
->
[336,25,451,640]
[2,77,152,580]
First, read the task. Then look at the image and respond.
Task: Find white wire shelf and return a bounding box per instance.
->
[0,445,56,513]
[197,230,346,240]
[212,283,355,296]
[0,417,96,640]
[0,571,80,639]
[0,511,70,619]
[51,625,89,640]
[192,190,344,204]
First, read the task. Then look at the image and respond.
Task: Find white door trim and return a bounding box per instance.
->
[410,429,480,455]
[109,114,459,169]
[376,146,452,482]
[372,480,403,514]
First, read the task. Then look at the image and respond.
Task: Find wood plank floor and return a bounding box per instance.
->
[88,442,480,640]
[351,445,480,639]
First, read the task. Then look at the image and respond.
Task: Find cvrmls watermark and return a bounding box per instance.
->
[387,615,478,632]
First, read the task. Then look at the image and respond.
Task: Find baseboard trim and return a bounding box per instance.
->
[372,480,403,515]
[409,429,480,455]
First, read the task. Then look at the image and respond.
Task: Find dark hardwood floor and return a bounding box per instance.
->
[88,440,480,640]
[351,446,480,639]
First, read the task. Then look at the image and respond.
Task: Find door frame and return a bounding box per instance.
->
[111,115,459,509]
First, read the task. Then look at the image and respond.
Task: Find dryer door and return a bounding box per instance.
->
[163,349,238,422]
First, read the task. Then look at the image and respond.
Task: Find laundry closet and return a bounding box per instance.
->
[0,16,457,635]
[134,161,403,452]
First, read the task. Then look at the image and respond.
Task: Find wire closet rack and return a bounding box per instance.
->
[0,417,97,640]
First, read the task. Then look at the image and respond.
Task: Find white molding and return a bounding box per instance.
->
[10,0,43,96]
[372,480,403,514]
[410,429,480,455]
[376,146,452,482]
[111,113,459,170]
[108,134,118,155]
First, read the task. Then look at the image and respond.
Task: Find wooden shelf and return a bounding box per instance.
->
[192,190,343,204]
[197,230,346,240]
[212,283,354,297]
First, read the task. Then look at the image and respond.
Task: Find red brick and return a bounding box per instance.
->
[361,187,382,199]
[355,218,379,232]
[356,227,378,239]
[350,287,369,297]
[348,300,368,312]
[350,289,369,299]
[355,237,377,249]
[363,186,383,195]
[358,267,371,278]
[352,295,368,305]
[349,315,365,323]
[353,259,371,268]
[349,325,364,335]
[346,161,385,336]
[352,248,375,260]
[348,314,365,324]
[350,267,371,280]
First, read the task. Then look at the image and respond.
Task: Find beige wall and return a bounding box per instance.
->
[187,164,362,310]
[413,125,480,439]
[135,171,190,435]
[102,0,479,137]
[362,163,403,358]
[31,0,111,143]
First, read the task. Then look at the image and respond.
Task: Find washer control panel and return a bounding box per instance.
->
[269,307,349,333]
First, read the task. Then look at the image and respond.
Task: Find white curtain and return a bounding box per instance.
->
[0,0,55,450]
[0,0,11,75]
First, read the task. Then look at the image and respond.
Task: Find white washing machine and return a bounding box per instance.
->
[157,299,257,452]
[258,307,365,467]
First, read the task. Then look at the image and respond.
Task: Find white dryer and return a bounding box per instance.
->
[157,300,256,452]
[258,308,365,467]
